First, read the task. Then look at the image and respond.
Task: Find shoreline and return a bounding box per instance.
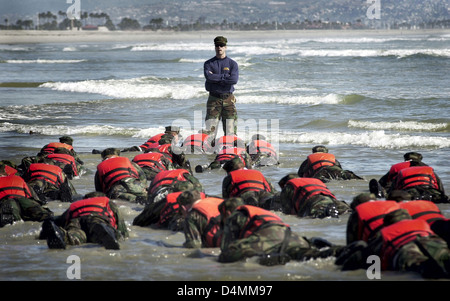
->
[0,28,448,44]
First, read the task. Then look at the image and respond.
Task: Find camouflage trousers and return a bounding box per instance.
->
[313,166,362,183]
[205,93,237,138]
[393,236,450,278]
[107,178,148,203]
[404,187,449,204]
[295,195,350,218]
[0,197,53,227]
[219,225,309,262]
[62,216,118,246]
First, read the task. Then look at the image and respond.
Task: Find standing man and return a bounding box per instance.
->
[203,36,239,142]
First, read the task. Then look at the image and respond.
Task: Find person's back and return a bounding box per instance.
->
[96,156,140,193]
[347,200,401,244]
[0,167,52,227]
[226,169,273,197]
[219,200,343,265]
[280,177,348,218]
[133,191,190,230]
[95,148,148,203]
[45,152,79,179]
[132,152,173,181]
[147,169,203,204]
[297,145,361,182]
[184,197,224,248]
[371,152,428,198]
[247,139,279,166]
[0,174,35,201]
[379,218,435,270]
[391,166,448,203]
[222,168,275,207]
[23,162,74,202]
[41,193,128,250]
[219,203,290,263]
[183,133,213,154]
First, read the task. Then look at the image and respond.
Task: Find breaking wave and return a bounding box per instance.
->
[39,77,205,99]
[279,130,450,149]
[349,120,449,132]
[1,59,87,64]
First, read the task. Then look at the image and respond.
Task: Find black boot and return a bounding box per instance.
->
[0,201,14,227]
[324,203,339,218]
[369,179,384,198]
[91,223,120,250]
[42,219,66,249]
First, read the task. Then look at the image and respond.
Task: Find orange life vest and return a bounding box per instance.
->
[286,177,337,215]
[97,157,140,193]
[149,169,190,195]
[132,152,167,172]
[394,166,439,190]
[228,169,271,197]
[216,135,244,150]
[0,175,34,200]
[237,205,288,238]
[380,219,434,270]
[42,142,74,154]
[26,163,65,187]
[387,161,412,183]
[4,165,18,176]
[247,140,277,158]
[191,197,224,247]
[158,191,207,227]
[183,134,212,152]
[355,201,401,241]
[399,200,445,225]
[215,147,247,165]
[306,153,336,176]
[156,144,172,158]
[139,133,164,150]
[68,196,117,228]
[46,153,79,176]
[158,191,183,226]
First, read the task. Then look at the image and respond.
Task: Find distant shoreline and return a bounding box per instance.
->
[0,28,448,44]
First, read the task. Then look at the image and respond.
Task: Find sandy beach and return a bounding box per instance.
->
[0,28,448,44]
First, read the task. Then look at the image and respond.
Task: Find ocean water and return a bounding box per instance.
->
[0,30,449,281]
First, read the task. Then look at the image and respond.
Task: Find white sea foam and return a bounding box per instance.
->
[349,120,448,132]
[280,130,450,149]
[131,43,210,52]
[4,59,86,64]
[62,46,77,52]
[40,77,205,99]
[0,122,141,136]
[231,46,450,58]
[238,93,344,105]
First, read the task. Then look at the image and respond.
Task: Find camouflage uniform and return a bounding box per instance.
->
[207,148,252,171]
[0,171,53,227]
[183,209,221,248]
[94,157,148,203]
[219,206,343,264]
[146,172,204,204]
[133,191,188,231]
[41,198,128,247]
[1,196,53,227]
[205,93,238,138]
[221,171,276,208]
[279,183,350,218]
[105,167,148,203]
[298,159,362,183]
[337,209,450,278]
